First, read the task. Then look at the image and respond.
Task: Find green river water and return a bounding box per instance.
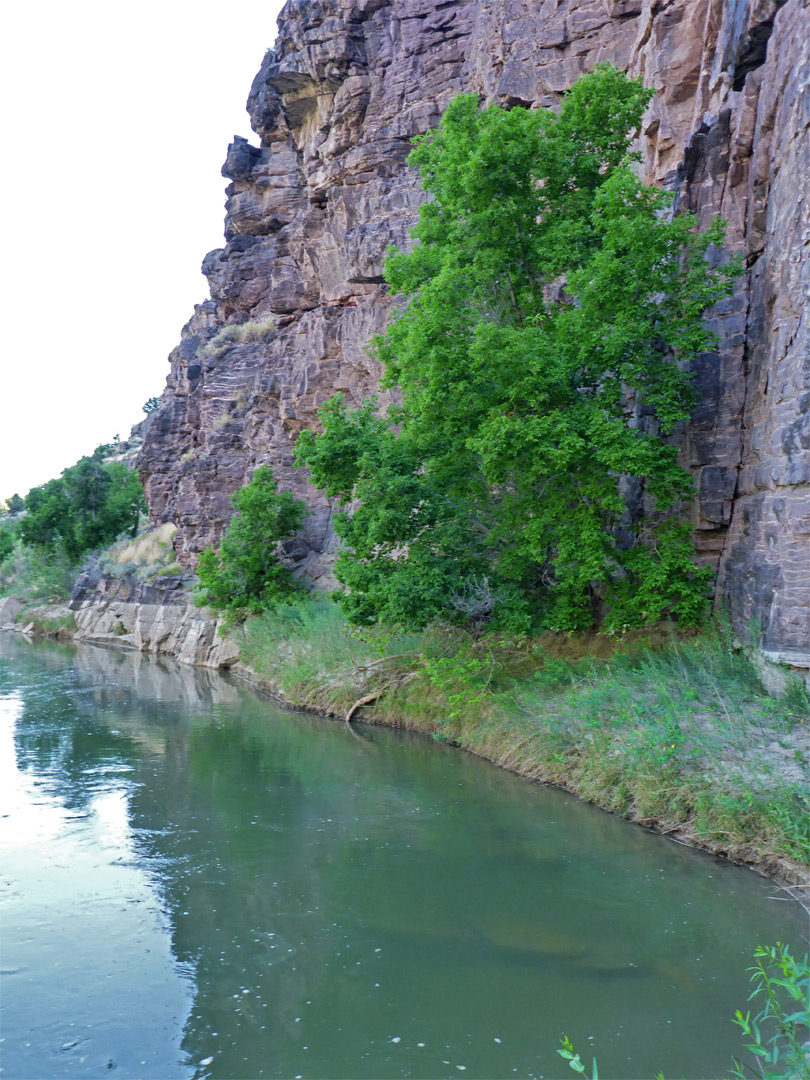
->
[0,633,806,1080]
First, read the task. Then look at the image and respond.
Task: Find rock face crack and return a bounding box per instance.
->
[136,0,810,652]
[731,0,790,91]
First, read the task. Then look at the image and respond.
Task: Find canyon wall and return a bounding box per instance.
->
[138,0,809,656]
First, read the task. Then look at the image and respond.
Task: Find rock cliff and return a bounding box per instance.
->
[138,0,809,657]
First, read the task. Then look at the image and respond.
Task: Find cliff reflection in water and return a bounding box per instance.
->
[1,633,806,1080]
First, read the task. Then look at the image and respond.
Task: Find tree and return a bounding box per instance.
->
[21,445,145,560]
[297,66,739,632]
[0,521,18,562]
[6,493,24,515]
[194,465,307,619]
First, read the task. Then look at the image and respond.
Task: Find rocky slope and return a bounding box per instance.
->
[138,0,809,661]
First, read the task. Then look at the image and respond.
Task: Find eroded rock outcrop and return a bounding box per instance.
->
[138,0,809,657]
[70,576,239,668]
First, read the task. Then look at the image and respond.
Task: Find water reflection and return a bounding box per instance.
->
[1,633,806,1080]
[0,641,194,1079]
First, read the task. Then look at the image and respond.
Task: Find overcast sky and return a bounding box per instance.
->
[0,0,286,500]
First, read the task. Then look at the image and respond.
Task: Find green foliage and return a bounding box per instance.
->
[194,465,307,621]
[142,396,161,414]
[20,445,145,561]
[5,493,24,515]
[240,597,420,710]
[0,520,19,562]
[296,65,739,632]
[730,943,810,1080]
[0,537,79,603]
[558,1035,599,1079]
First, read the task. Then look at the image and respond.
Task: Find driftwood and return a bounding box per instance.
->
[346,691,382,723]
[344,670,419,724]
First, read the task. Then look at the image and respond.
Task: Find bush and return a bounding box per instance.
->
[0,520,19,562]
[0,538,79,603]
[97,523,182,582]
[194,465,307,621]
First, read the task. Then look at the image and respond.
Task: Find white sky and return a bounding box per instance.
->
[0,0,286,500]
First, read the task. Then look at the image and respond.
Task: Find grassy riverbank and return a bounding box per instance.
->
[237,599,809,882]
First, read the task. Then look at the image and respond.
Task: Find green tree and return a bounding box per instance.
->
[5,493,24,515]
[297,66,739,632]
[194,465,307,619]
[21,477,79,556]
[21,445,145,560]
[0,521,19,562]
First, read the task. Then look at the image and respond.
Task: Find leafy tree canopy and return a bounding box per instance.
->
[297,66,740,632]
[0,520,19,562]
[21,444,145,560]
[194,465,308,620]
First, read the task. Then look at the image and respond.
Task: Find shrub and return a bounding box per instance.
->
[0,538,78,603]
[198,314,276,362]
[194,465,307,621]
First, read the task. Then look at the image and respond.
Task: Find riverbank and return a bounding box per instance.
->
[230,601,810,894]
[3,590,808,896]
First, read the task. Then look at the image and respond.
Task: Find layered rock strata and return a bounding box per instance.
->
[70,577,239,668]
[138,0,809,657]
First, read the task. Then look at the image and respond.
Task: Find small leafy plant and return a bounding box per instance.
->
[729,943,810,1080]
[558,1034,599,1079]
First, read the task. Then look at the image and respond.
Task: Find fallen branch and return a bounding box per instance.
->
[346,691,382,723]
[345,669,419,723]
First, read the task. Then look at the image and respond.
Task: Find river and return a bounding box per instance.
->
[1,633,806,1079]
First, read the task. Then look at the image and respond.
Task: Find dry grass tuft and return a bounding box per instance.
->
[110,523,177,566]
[198,315,277,362]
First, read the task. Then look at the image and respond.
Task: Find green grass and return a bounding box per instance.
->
[237,601,809,871]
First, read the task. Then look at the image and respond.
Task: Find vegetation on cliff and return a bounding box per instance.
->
[297,66,740,634]
[180,68,807,883]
